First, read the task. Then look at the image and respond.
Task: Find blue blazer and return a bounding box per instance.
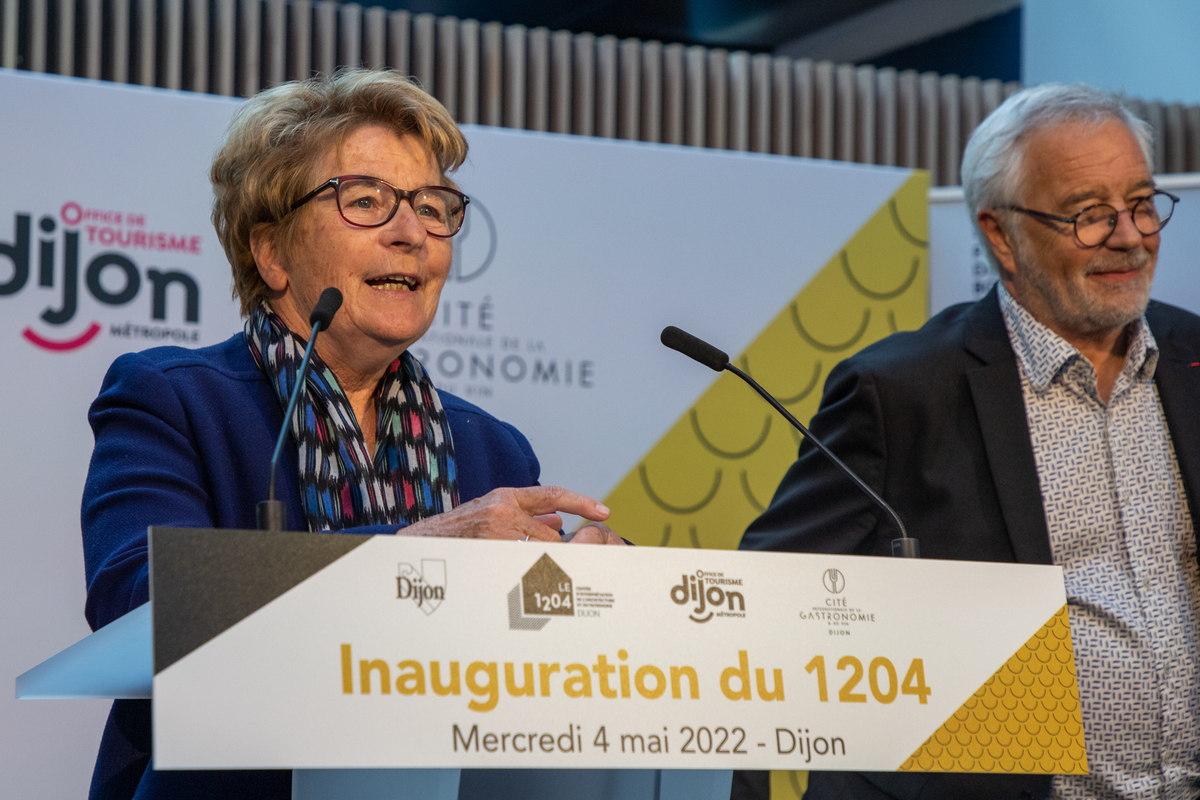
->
[82,334,542,800]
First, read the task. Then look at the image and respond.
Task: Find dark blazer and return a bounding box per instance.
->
[740,285,1200,800]
[82,334,543,800]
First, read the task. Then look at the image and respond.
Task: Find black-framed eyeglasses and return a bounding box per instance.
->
[288,175,470,238]
[1004,189,1178,248]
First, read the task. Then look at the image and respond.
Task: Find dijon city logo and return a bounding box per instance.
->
[670,570,746,624]
[396,560,446,615]
[1,203,203,352]
[508,553,574,631]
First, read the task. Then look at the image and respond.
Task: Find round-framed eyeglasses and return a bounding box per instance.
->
[287,175,470,238]
[1004,189,1179,248]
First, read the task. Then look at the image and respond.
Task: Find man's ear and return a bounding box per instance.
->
[977,210,1018,277]
[250,224,288,292]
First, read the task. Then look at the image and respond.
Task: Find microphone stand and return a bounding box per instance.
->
[661,326,919,558]
[257,288,343,532]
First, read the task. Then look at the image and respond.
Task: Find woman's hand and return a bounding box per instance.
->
[403,486,610,542]
[566,523,627,546]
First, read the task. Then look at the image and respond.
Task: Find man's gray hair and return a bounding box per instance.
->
[961,83,1153,267]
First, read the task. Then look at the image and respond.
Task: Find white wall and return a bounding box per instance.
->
[1024,0,1200,103]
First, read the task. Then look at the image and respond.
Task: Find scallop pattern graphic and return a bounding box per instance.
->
[899,605,1088,775]
[602,173,929,550]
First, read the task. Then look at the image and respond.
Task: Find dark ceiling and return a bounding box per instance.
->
[370,0,897,52]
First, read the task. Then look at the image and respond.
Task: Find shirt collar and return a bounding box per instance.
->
[997,283,1159,393]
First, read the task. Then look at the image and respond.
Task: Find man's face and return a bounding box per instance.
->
[992,119,1159,342]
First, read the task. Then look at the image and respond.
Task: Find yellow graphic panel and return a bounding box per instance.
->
[770,769,808,800]
[899,605,1087,774]
[604,172,929,549]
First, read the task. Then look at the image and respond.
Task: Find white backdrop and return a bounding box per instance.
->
[0,69,914,797]
[424,128,910,501]
[0,71,242,800]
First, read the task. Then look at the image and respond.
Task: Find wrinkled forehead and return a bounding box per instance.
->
[1015,118,1152,204]
[305,123,444,189]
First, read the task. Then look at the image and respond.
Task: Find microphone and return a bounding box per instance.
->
[661,325,729,371]
[309,287,342,332]
[660,325,918,558]
[257,288,344,531]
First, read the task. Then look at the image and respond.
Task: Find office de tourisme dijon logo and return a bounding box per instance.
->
[1,203,203,351]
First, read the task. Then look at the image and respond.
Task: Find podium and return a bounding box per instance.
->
[16,597,732,800]
[16,529,734,800]
[20,526,1086,797]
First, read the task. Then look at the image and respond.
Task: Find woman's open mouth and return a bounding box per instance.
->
[366,274,420,291]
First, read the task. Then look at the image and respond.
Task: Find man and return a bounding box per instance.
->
[741,83,1200,800]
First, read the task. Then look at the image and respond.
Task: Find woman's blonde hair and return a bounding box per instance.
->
[211,69,468,315]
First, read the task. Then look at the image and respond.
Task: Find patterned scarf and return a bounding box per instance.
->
[245,303,459,531]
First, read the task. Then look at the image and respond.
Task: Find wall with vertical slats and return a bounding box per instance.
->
[2,0,1190,185]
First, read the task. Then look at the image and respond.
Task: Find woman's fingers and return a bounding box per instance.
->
[532,513,563,532]
[568,523,627,545]
[402,486,608,542]
[519,520,564,542]
[512,486,610,521]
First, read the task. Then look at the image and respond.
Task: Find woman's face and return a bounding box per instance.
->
[259,125,453,375]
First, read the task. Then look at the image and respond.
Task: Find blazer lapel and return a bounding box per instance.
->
[963,289,1054,565]
[1148,305,1200,533]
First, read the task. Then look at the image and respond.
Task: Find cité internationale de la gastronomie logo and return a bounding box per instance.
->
[823,568,846,594]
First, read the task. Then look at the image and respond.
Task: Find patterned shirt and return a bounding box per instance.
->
[998,285,1200,800]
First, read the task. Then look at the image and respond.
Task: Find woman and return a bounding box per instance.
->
[81,69,621,800]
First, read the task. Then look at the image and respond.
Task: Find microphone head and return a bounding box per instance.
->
[309,288,343,331]
[660,326,729,372]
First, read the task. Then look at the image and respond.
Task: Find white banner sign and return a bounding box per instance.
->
[2,68,913,795]
[152,532,1084,775]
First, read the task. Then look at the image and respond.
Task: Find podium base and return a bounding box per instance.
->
[292,768,733,800]
[294,769,460,800]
